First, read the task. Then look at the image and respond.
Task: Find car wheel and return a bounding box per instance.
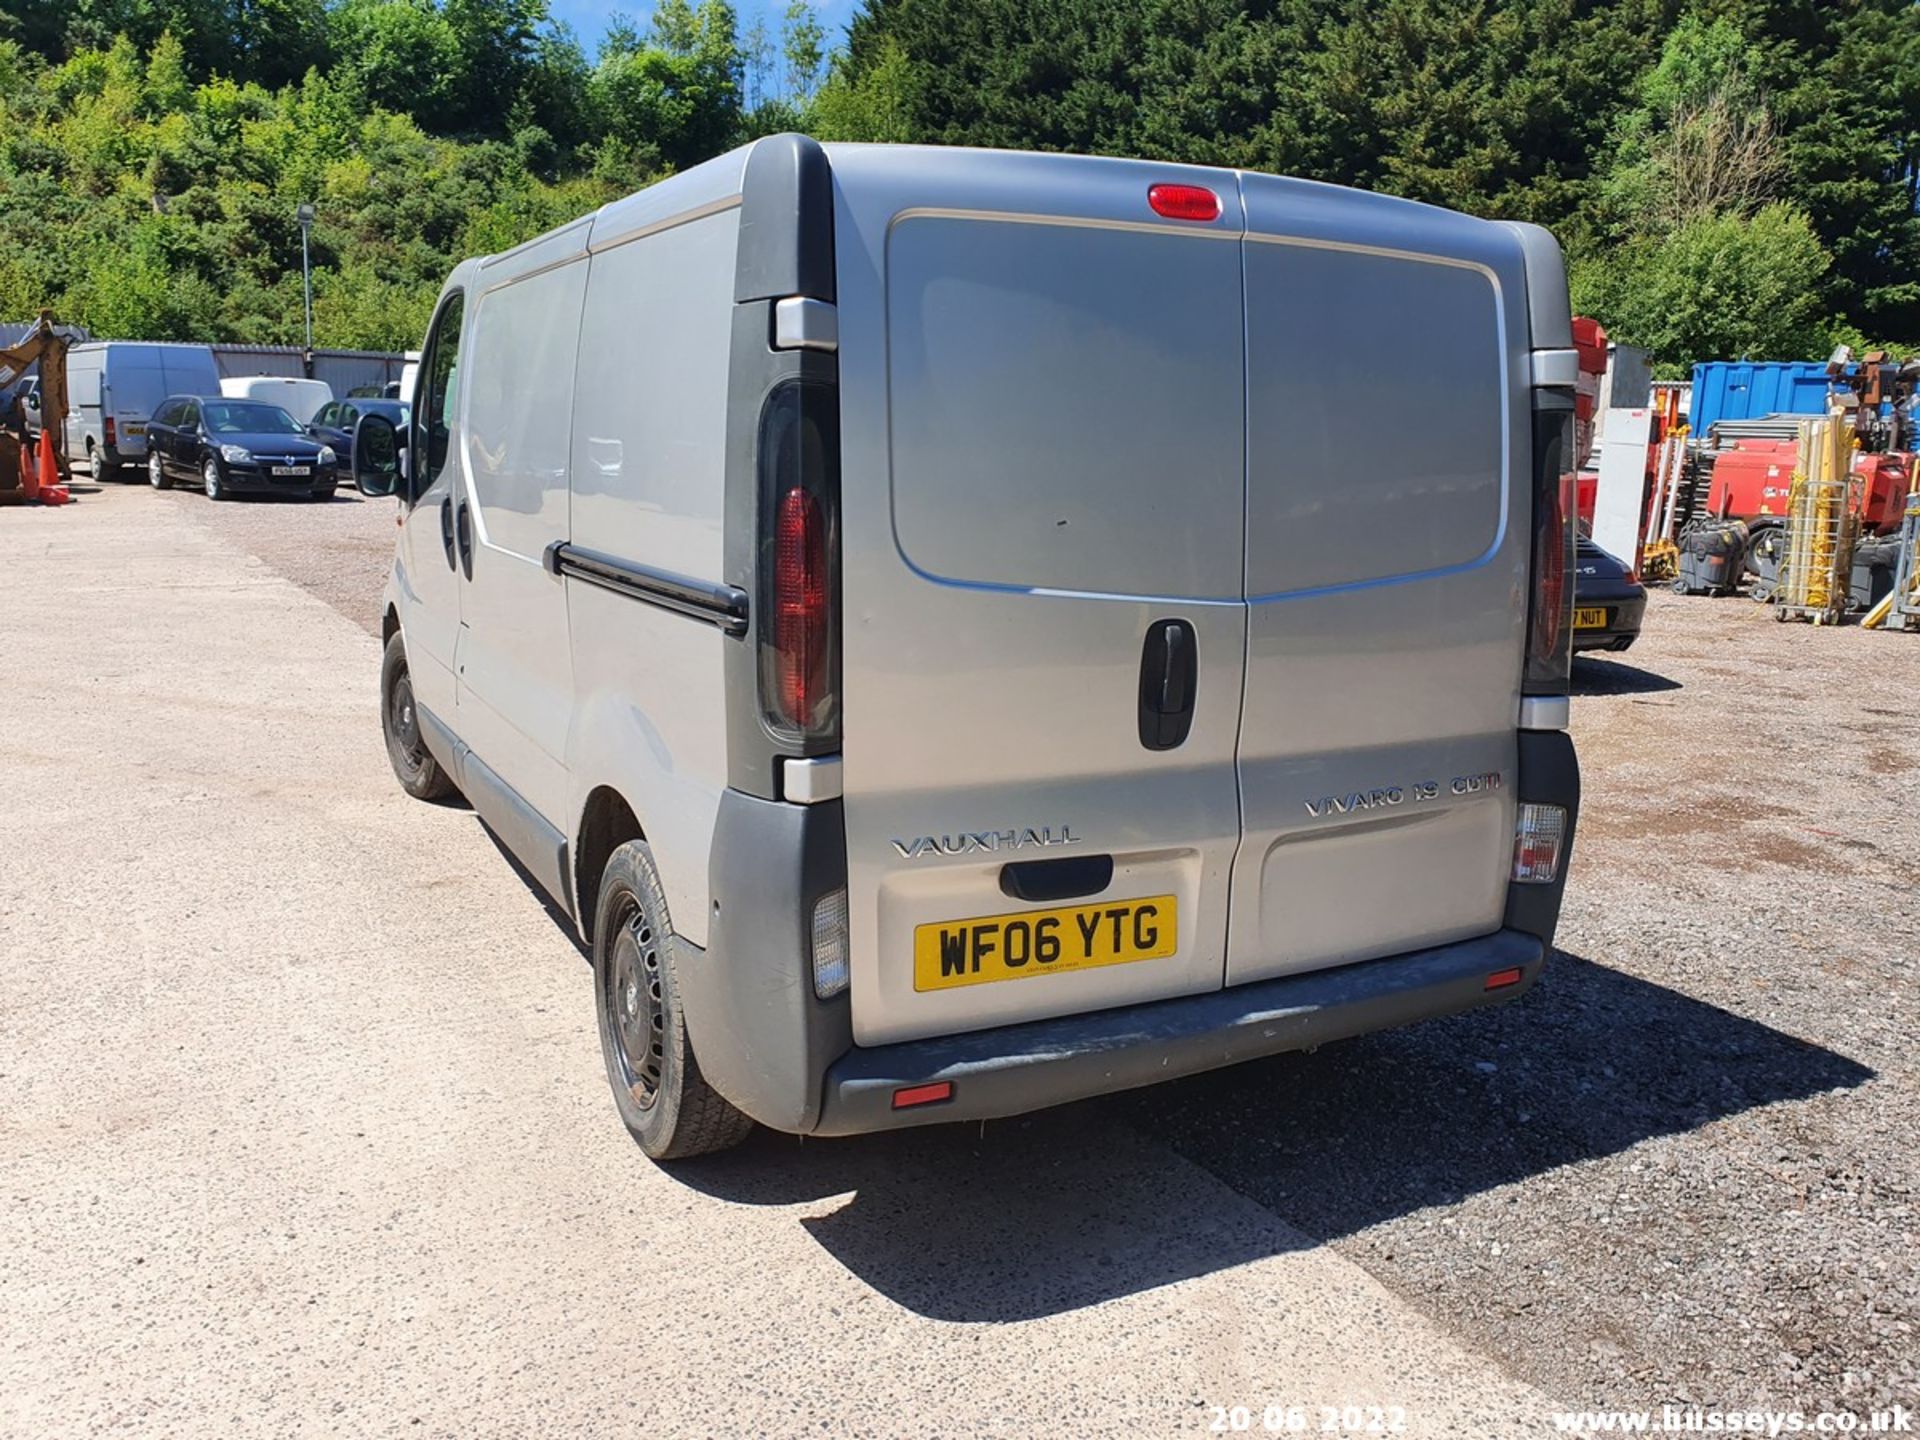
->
[148,451,170,490]
[202,457,226,501]
[593,839,753,1161]
[379,632,456,801]
[89,441,116,482]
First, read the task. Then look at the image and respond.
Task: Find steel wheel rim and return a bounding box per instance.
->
[605,895,665,1111]
[387,669,424,776]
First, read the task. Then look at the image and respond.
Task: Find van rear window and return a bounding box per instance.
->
[1243,243,1505,596]
[886,215,1244,601]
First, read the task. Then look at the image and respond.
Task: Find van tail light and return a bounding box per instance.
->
[104,416,117,447]
[1525,404,1576,692]
[756,380,840,745]
[774,484,829,729]
[1512,803,1568,883]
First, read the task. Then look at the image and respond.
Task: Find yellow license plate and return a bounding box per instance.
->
[913,894,1177,992]
[1574,606,1608,629]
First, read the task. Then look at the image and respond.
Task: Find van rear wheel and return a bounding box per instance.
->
[593,840,753,1161]
[379,632,456,801]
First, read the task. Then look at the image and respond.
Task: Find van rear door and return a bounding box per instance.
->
[1225,176,1528,984]
[830,150,1249,1047]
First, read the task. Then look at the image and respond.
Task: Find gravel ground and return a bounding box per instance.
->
[151,484,1919,1419]
[1135,594,1919,1416]
[139,478,395,636]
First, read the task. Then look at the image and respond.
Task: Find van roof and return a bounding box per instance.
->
[480,138,1520,273]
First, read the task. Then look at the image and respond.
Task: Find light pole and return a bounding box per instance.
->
[296,202,315,373]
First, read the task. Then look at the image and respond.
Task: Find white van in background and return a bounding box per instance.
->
[218,375,333,426]
[353,136,1583,1161]
[64,342,220,480]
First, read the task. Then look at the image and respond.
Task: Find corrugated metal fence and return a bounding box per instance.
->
[211,345,410,397]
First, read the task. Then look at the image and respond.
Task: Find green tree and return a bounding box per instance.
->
[1571,202,1832,372]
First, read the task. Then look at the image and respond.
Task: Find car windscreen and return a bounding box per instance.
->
[203,402,302,435]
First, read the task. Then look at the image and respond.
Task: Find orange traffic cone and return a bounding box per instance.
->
[35,431,69,505]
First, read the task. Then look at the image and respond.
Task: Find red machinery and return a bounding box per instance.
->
[1706,439,1911,535]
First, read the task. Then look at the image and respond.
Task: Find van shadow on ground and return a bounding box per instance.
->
[1572,655,1683,695]
[672,950,1870,1323]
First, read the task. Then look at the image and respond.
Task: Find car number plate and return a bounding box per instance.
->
[1574,606,1608,628]
[271,465,312,476]
[123,422,146,435]
[913,894,1177,992]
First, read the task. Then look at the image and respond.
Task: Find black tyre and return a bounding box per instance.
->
[379,632,456,801]
[148,451,170,490]
[90,443,118,482]
[310,485,337,502]
[202,456,227,501]
[593,839,753,1161]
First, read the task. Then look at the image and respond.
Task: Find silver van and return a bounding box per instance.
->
[64,341,221,479]
[355,137,1582,1160]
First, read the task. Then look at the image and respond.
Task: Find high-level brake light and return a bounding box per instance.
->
[1148,184,1222,222]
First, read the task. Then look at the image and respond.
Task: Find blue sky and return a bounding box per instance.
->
[547,0,863,57]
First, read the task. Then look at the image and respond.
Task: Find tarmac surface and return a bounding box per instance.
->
[1,486,1556,1436]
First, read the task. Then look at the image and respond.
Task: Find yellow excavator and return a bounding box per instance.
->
[0,309,73,505]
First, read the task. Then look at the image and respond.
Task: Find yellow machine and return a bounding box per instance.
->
[0,310,73,504]
[1774,415,1858,626]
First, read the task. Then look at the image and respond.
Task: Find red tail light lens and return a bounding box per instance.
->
[756,380,840,744]
[104,416,117,446]
[1525,406,1576,692]
[1147,183,1222,222]
[773,483,829,731]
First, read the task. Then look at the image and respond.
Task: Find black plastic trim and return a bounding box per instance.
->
[546,541,749,636]
[735,134,836,303]
[453,744,573,920]
[814,929,1546,1136]
[1503,728,1580,947]
[723,136,839,800]
[676,787,851,1134]
[1000,855,1114,903]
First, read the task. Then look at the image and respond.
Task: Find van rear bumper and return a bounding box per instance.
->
[811,928,1545,1136]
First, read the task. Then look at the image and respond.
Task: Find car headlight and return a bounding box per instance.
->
[219,444,251,463]
[316,445,337,466]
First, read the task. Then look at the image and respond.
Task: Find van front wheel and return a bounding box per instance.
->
[379,632,455,801]
[593,840,753,1161]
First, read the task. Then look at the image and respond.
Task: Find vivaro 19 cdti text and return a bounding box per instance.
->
[353,137,1582,1159]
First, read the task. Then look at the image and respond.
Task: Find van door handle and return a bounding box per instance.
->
[1138,618,1197,751]
[455,502,473,580]
[439,496,456,570]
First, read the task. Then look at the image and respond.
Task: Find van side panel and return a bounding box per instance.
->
[566,205,743,946]
[453,234,588,829]
[1225,176,1530,985]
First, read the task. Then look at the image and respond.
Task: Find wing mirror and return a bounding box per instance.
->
[351,413,401,498]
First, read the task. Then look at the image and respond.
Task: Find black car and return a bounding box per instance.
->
[307,397,408,458]
[1572,535,1647,653]
[145,395,340,501]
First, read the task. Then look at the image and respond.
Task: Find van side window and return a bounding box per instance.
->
[415,293,466,497]
[462,263,586,558]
